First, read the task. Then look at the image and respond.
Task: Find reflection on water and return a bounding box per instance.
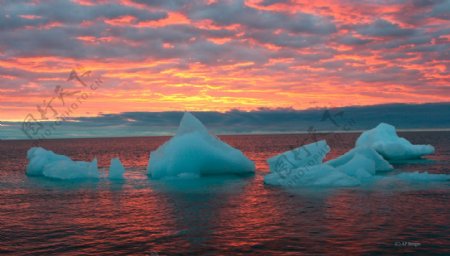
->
[0,132,449,255]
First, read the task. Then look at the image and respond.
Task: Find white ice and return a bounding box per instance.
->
[333,153,375,180]
[26,147,99,180]
[264,141,361,187]
[264,136,441,188]
[264,163,360,187]
[326,147,393,173]
[355,123,435,160]
[267,140,329,173]
[147,112,255,179]
[109,157,125,180]
[393,171,450,182]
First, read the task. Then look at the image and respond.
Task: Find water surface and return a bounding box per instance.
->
[0,132,449,255]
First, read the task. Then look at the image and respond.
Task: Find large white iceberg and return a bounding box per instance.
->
[264,136,444,188]
[26,147,99,180]
[147,112,255,179]
[263,122,437,188]
[109,157,125,180]
[355,123,435,160]
[264,138,399,187]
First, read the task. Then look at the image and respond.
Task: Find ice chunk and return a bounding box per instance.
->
[43,158,99,180]
[334,154,375,179]
[267,140,330,172]
[264,134,443,188]
[26,147,71,176]
[394,171,450,182]
[147,112,255,179]
[326,147,393,172]
[264,164,360,187]
[109,157,125,180]
[355,123,435,160]
[265,140,360,187]
[26,147,99,180]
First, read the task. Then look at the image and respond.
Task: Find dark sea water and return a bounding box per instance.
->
[0,132,449,255]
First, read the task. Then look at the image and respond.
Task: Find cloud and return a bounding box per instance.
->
[0,0,449,120]
[356,19,416,37]
[338,35,372,45]
[131,0,188,10]
[1,103,449,140]
[258,0,292,6]
[0,0,167,31]
[430,0,450,20]
[187,0,336,34]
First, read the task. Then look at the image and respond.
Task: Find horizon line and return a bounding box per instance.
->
[2,101,449,122]
[2,128,450,141]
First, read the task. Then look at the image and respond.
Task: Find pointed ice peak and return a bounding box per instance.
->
[147,112,255,179]
[176,112,209,136]
[375,122,397,134]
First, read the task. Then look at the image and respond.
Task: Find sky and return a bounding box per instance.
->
[0,0,449,124]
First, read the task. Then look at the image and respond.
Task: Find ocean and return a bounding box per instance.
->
[0,132,449,255]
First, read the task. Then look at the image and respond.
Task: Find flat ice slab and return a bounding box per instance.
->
[26,147,99,180]
[355,123,435,160]
[147,112,255,179]
[267,140,330,173]
[264,141,361,187]
[264,163,360,187]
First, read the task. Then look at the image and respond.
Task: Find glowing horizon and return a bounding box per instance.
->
[1,0,449,121]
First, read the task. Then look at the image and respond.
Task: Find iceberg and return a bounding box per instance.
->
[394,171,450,182]
[43,159,99,180]
[333,153,375,179]
[264,140,361,187]
[264,164,360,187]
[326,147,393,172]
[147,112,255,179]
[265,140,394,187]
[26,147,71,176]
[264,136,444,188]
[267,140,330,173]
[26,147,99,180]
[355,123,435,160]
[109,157,125,180]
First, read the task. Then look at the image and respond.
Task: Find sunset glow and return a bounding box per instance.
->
[1,0,449,121]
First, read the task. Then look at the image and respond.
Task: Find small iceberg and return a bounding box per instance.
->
[355,123,435,160]
[147,112,255,179]
[109,157,125,180]
[26,147,99,180]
